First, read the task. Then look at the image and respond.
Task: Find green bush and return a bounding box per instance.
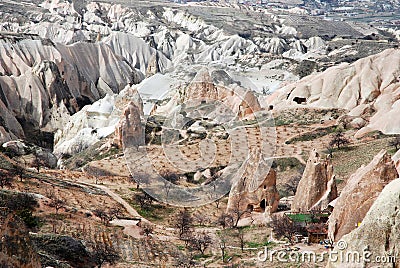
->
[16,209,41,229]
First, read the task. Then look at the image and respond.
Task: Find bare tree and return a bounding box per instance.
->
[194,212,209,226]
[236,228,245,252]
[109,207,123,220]
[206,187,222,209]
[93,207,122,226]
[160,171,179,183]
[134,191,153,209]
[163,180,173,199]
[174,209,193,239]
[217,213,234,229]
[0,169,13,189]
[329,131,350,149]
[13,159,26,182]
[141,222,155,236]
[230,197,249,227]
[269,214,301,244]
[282,175,302,196]
[174,252,197,268]
[326,146,334,158]
[93,208,109,225]
[214,198,221,209]
[48,192,66,215]
[90,237,120,268]
[32,153,47,173]
[217,232,227,262]
[89,167,104,185]
[187,231,212,255]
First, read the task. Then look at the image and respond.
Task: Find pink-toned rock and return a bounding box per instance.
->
[328,150,399,242]
[327,178,400,268]
[115,99,144,150]
[183,69,261,118]
[292,149,337,212]
[394,149,400,174]
[226,148,280,215]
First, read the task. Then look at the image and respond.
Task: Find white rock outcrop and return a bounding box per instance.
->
[271,49,400,136]
[0,36,143,144]
[54,86,143,156]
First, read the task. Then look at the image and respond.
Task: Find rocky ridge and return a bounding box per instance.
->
[328,150,399,242]
[291,149,337,212]
[327,178,400,268]
[271,49,400,136]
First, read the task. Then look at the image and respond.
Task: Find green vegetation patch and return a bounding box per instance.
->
[272,157,305,171]
[329,137,393,181]
[285,125,337,144]
[62,140,122,169]
[274,108,346,126]
[286,212,330,223]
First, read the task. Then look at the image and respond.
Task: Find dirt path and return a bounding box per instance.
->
[90,184,143,219]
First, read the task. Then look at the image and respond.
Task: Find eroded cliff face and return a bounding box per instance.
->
[394,149,400,174]
[227,148,280,216]
[327,178,400,268]
[292,149,337,212]
[271,49,400,136]
[177,69,262,120]
[116,95,145,150]
[0,209,41,268]
[0,36,146,145]
[328,150,399,242]
[54,86,143,157]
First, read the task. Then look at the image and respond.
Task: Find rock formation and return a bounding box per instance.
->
[0,209,41,268]
[394,149,400,174]
[54,86,143,156]
[103,32,171,74]
[116,98,145,150]
[180,69,262,119]
[305,36,326,51]
[327,178,400,268]
[271,49,400,136]
[146,53,161,77]
[0,35,145,145]
[183,69,219,102]
[328,150,398,242]
[292,149,338,212]
[2,140,57,168]
[226,148,280,215]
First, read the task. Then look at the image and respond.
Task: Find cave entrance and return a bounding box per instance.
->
[293,97,307,104]
[260,199,266,212]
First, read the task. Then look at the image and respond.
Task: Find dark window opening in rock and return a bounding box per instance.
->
[260,199,266,211]
[293,97,307,104]
[247,204,254,212]
[268,105,274,111]
[263,185,266,189]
